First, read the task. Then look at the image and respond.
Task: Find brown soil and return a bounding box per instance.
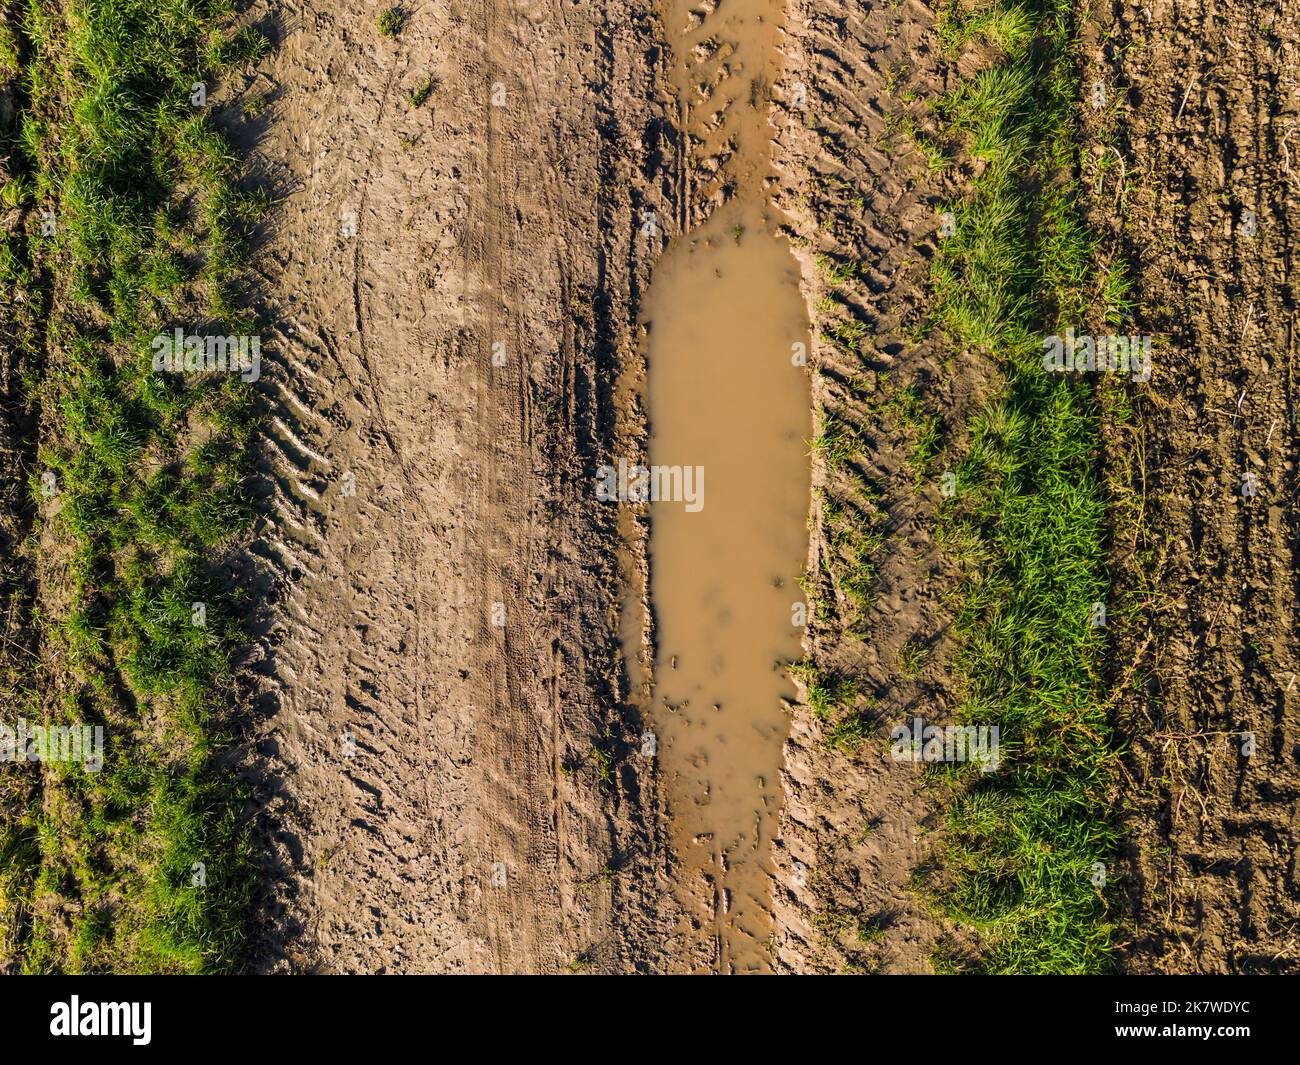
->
[1087,0,1300,974]
[232,0,682,974]
[767,0,984,974]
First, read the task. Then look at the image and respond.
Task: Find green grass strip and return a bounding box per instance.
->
[0,0,267,972]
[925,0,1119,973]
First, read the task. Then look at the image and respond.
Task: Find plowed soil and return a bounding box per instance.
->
[1088,0,1300,974]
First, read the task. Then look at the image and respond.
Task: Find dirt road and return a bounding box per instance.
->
[213,0,1300,974]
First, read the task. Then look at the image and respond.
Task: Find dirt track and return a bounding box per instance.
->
[237,0,1300,975]
[234,0,964,978]
[234,0,680,973]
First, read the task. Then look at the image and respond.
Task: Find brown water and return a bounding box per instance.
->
[637,0,810,973]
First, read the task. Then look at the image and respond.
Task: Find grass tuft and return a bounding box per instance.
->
[376,7,404,37]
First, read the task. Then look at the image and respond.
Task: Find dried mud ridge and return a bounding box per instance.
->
[768,0,977,975]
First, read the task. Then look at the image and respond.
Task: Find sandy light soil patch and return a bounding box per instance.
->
[230,0,683,973]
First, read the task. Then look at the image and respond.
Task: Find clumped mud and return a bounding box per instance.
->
[763,0,986,974]
[1087,0,1300,973]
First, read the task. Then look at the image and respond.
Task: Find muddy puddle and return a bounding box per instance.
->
[635,0,810,973]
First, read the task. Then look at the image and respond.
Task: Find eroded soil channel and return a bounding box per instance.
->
[640,0,810,973]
